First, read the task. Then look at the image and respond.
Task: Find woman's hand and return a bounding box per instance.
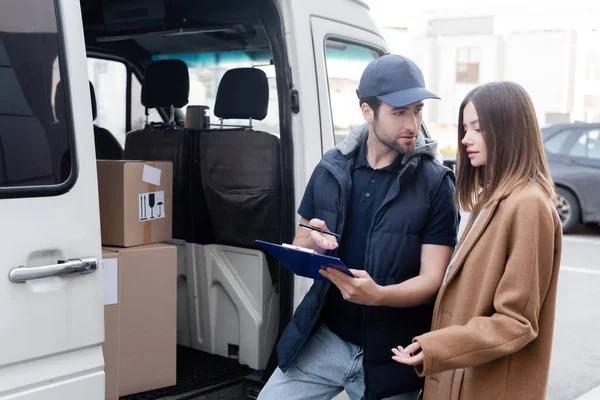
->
[391,341,424,366]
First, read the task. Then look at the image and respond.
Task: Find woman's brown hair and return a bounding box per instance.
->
[455,81,555,212]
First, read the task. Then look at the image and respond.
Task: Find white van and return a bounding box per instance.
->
[0,0,429,399]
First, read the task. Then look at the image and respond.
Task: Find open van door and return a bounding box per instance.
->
[280,0,388,308]
[0,0,105,398]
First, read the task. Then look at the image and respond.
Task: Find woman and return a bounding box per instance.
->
[392,81,562,400]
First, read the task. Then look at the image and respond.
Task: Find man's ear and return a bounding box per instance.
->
[361,103,375,124]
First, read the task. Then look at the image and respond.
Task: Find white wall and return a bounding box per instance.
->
[430,34,499,126]
[409,23,582,131]
[503,30,573,123]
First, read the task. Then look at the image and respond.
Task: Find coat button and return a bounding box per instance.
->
[365,192,370,198]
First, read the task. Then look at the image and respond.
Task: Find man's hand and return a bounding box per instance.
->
[319,268,383,306]
[292,218,338,254]
[306,219,338,251]
[391,341,424,366]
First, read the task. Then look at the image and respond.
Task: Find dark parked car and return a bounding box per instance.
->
[543,122,600,233]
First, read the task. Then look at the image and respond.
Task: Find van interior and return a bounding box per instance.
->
[86,0,297,398]
[85,0,297,398]
[2,0,297,397]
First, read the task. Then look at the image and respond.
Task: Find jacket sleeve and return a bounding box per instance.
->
[414,194,560,376]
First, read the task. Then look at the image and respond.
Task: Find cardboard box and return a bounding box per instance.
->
[102,249,120,400]
[97,160,173,247]
[102,244,177,398]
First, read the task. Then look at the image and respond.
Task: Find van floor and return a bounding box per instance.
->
[121,346,254,400]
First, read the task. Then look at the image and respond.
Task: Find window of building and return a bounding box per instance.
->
[456,47,481,84]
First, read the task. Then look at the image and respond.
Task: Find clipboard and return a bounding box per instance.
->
[256,240,355,282]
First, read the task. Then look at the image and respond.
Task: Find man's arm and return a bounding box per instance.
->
[320,244,452,307]
[378,172,457,307]
[295,166,339,254]
[377,244,452,307]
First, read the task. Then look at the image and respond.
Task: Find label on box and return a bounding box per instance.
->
[142,165,162,186]
[103,258,118,305]
[139,190,166,222]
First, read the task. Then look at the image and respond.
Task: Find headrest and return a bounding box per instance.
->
[185,105,210,130]
[142,60,189,109]
[214,68,269,121]
[55,80,97,121]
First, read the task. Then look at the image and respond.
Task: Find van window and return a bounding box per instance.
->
[153,50,280,136]
[0,0,75,193]
[85,58,163,143]
[324,39,380,144]
[87,58,127,146]
[131,72,163,131]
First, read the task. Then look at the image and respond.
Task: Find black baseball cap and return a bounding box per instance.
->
[356,54,440,107]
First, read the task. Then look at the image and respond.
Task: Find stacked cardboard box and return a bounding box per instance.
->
[97,161,173,247]
[97,160,177,399]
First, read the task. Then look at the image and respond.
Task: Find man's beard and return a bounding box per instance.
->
[372,118,417,154]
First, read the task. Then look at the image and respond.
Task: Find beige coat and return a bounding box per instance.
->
[414,184,562,400]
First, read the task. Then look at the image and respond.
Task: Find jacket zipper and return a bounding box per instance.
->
[282,162,348,369]
[362,161,415,399]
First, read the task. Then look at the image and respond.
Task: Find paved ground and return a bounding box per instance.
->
[549,226,600,400]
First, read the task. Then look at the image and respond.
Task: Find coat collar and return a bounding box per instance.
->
[443,200,501,286]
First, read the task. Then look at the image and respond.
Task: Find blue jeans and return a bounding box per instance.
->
[258,324,420,400]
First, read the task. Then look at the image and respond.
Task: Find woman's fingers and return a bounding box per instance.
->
[403,341,422,356]
[391,347,405,357]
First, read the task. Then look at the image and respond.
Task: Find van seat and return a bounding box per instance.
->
[199,67,282,250]
[185,67,281,370]
[124,59,214,243]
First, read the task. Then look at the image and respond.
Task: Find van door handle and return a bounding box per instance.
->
[9,257,98,283]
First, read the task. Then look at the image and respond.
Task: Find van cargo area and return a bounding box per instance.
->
[81,0,295,397]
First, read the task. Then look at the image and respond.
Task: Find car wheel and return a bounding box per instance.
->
[555,187,580,234]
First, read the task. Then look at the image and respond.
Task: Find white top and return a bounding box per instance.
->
[443,208,487,285]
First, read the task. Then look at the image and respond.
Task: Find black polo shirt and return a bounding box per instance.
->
[321,138,405,346]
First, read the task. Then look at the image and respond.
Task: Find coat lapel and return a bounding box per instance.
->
[444,200,501,286]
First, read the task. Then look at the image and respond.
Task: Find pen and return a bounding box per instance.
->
[299,223,341,239]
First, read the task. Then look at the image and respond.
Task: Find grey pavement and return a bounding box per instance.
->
[549,229,600,400]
